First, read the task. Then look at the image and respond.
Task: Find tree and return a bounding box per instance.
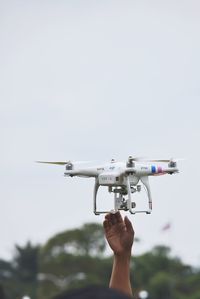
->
[0,223,200,299]
[149,271,174,299]
[14,241,39,282]
[41,223,106,259]
[0,283,5,299]
[38,223,109,299]
[132,245,200,299]
[0,242,39,299]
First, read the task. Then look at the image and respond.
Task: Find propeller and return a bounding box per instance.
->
[36,161,70,165]
[147,159,172,162]
[128,156,146,161]
[145,158,184,163]
[36,160,94,166]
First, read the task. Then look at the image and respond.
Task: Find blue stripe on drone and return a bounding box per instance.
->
[151,165,156,173]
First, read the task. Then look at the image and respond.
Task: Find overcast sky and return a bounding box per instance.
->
[1,0,200,266]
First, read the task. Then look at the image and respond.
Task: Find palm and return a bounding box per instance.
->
[103,212,134,255]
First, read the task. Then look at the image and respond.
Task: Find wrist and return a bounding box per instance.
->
[114,250,132,260]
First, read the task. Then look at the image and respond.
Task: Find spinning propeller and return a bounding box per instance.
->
[36,160,93,165]
[130,157,184,163]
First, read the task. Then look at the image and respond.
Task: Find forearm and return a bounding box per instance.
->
[109,252,133,297]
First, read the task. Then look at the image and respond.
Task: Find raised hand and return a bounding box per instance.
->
[103,211,134,256]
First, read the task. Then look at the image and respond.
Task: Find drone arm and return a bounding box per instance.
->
[140,176,152,212]
[65,169,98,177]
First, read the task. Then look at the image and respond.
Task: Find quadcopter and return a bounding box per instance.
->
[37,156,179,215]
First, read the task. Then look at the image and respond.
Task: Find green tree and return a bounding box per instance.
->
[41,223,106,259]
[38,223,110,299]
[0,242,39,299]
[149,271,174,299]
[14,241,39,282]
[0,283,5,299]
[132,245,200,299]
[0,222,200,299]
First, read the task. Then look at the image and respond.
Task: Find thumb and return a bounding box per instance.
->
[124,216,134,235]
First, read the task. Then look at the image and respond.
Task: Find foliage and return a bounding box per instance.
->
[41,223,106,259]
[0,242,39,299]
[38,222,109,299]
[132,245,200,299]
[0,223,199,299]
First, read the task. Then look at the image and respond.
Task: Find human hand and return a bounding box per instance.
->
[103,211,134,256]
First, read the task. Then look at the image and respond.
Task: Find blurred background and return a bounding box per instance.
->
[0,0,200,298]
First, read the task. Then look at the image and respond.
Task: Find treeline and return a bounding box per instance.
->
[0,222,200,299]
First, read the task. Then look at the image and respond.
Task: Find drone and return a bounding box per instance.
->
[37,156,179,215]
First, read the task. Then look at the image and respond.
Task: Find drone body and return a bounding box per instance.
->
[38,156,179,215]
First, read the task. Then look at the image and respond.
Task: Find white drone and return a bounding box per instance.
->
[37,156,179,215]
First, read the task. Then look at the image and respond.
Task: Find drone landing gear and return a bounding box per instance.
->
[93,184,137,215]
[93,177,152,215]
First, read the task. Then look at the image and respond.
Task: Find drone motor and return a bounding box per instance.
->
[66,162,73,170]
[168,160,177,168]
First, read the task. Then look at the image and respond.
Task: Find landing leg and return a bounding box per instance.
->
[126,176,134,214]
[93,179,100,215]
[140,176,152,214]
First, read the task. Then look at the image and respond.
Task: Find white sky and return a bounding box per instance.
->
[1,0,200,266]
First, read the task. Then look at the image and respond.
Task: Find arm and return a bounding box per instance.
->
[103,212,134,297]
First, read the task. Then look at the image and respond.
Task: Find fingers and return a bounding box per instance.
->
[124,216,134,235]
[105,213,111,221]
[104,211,133,232]
[115,211,123,223]
[105,211,123,225]
[103,219,111,233]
